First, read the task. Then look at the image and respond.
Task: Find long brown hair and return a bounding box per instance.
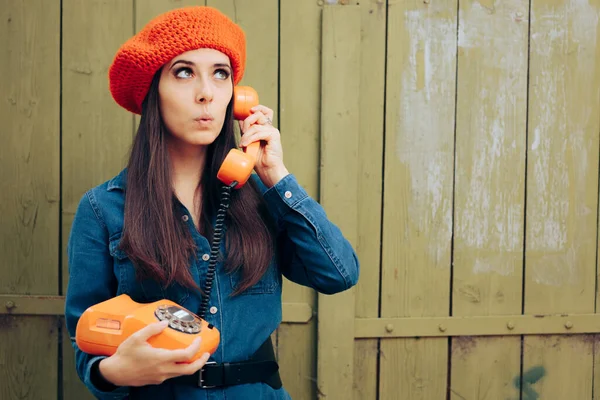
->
[119,70,277,296]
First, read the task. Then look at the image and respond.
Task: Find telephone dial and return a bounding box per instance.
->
[75,86,262,361]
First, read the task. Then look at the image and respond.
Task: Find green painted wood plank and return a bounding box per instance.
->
[317,5,360,399]
[0,0,61,398]
[524,1,600,399]
[380,0,457,398]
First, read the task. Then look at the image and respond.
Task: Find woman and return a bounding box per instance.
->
[64,6,359,400]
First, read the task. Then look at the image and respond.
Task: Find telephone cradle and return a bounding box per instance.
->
[75,294,220,362]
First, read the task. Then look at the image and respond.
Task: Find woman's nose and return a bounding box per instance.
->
[195,80,214,104]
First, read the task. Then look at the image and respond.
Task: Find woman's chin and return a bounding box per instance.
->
[184,133,219,147]
[167,129,220,148]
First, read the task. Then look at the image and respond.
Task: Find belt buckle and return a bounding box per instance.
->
[199,361,217,389]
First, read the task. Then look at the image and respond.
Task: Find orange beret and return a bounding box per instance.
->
[108,6,246,115]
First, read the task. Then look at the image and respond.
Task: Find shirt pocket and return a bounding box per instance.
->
[229,260,281,295]
[109,232,190,306]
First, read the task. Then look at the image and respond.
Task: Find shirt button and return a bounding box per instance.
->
[182,215,189,222]
[284,191,292,199]
[209,306,218,314]
[202,254,210,261]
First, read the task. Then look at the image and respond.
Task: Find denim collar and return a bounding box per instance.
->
[107,168,127,192]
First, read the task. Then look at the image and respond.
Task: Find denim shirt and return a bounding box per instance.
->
[64,169,359,400]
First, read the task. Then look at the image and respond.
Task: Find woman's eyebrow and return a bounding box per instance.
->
[170,60,231,70]
[170,59,195,70]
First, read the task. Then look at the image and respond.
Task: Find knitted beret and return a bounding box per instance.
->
[108,6,246,115]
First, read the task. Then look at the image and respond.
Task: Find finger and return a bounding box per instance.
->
[250,107,273,125]
[240,127,279,147]
[131,320,169,342]
[239,124,267,145]
[242,111,266,132]
[250,105,274,120]
[166,337,202,362]
[177,352,211,376]
[241,131,271,148]
[257,114,272,126]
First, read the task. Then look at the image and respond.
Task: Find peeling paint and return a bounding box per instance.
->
[396,9,455,264]
[528,0,599,276]
[455,1,528,276]
[531,246,582,286]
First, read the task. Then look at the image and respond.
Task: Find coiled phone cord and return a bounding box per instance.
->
[197,180,238,320]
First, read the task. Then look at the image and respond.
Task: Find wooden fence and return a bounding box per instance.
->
[2,0,600,399]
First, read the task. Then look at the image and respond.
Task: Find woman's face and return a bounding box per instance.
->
[158,48,233,148]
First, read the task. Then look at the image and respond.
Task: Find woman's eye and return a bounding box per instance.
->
[175,68,193,79]
[215,69,230,80]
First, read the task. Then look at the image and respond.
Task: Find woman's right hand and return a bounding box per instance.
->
[98,320,211,387]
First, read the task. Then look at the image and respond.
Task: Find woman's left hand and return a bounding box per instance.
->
[238,105,289,187]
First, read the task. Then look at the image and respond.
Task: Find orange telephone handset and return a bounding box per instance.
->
[75,294,220,362]
[216,86,261,188]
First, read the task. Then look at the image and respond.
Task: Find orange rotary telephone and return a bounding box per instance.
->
[75,86,262,361]
[75,295,219,361]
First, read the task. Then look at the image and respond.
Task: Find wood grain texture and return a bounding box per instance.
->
[317,6,360,399]
[595,333,600,400]
[0,316,59,400]
[380,0,456,398]
[0,0,60,295]
[0,0,60,398]
[61,1,134,398]
[278,1,323,398]
[450,1,529,399]
[524,0,600,399]
[345,1,386,399]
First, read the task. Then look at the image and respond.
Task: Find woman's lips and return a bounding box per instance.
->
[194,115,214,126]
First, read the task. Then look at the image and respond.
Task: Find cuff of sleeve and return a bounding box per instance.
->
[85,356,129,399]
[262,174,309,225]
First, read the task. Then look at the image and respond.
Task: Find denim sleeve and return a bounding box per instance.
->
[64,191,130,399]
[255,174,359,294]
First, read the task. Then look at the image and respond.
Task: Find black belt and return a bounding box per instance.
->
[171,337,282,390]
